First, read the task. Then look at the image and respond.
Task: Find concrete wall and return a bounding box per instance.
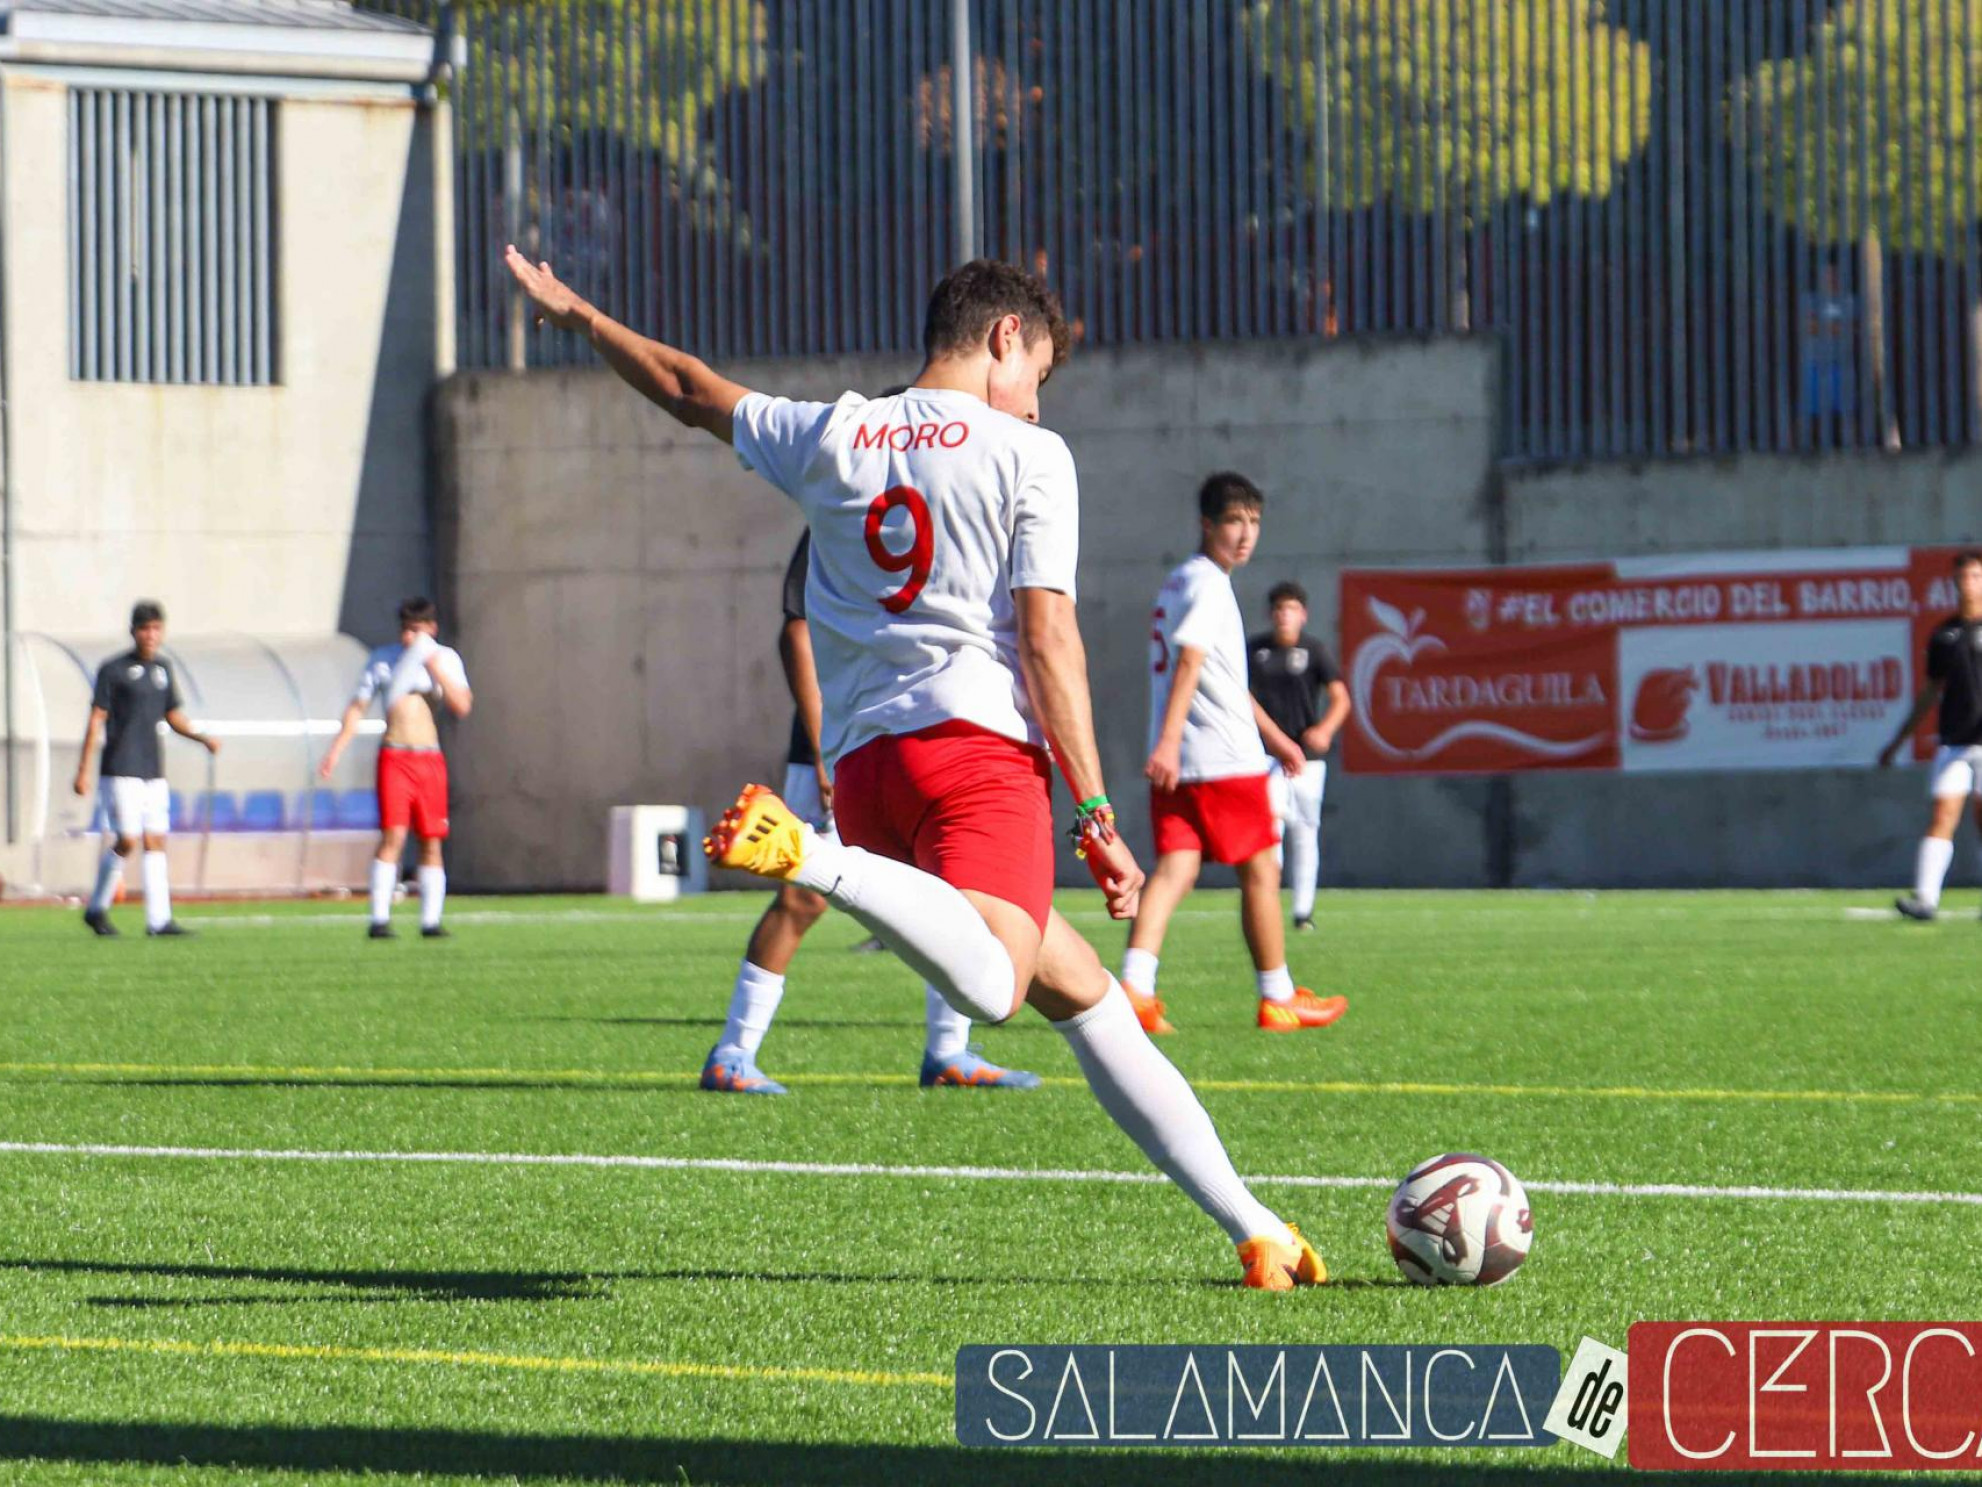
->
[0,68,445,892]
[435,338,1500,890]
[438,336,1982,893]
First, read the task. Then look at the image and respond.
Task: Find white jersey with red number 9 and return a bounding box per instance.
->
[733,387,1080,771]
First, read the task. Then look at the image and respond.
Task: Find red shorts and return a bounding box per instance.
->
[1151,773,1277,865]
[832,721,1055,930]
[378,747,450,840]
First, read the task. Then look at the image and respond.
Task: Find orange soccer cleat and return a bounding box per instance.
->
[1123,983,1175,1035]
[1237,1224,1328,1290]
[703,785,808,881]
[1257,988,1348,1033]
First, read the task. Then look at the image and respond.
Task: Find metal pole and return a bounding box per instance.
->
[950,0,974,264]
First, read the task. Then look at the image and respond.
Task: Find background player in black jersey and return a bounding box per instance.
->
[699,534,1041,1093]
[1881,550,1982,920]
[1248,581,1352,931]
[72,601,219,937]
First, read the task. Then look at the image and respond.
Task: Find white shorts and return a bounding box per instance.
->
[98,775,170,837]
[1267,759,1328,834]
[781,761,839,842]
[1929,745,1982,800]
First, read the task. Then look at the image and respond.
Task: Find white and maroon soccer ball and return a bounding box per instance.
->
[1385,1153,1533,1286]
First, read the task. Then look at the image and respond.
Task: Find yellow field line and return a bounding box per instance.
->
[0,1059,1971,1106]
[0,1333,949,1390]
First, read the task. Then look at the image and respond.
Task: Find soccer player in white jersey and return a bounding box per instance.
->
[319,597,473,939]
[703,531,1040,1093]
[506,246,1327,1287]
[1119,475,1348,1036]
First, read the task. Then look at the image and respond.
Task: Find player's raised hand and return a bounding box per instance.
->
[503,245,589,332]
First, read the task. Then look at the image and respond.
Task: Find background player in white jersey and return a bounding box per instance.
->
[73,600,218,937]
[506,246,1329,1287]
[1249,580,1352,931]
[1881,549,1982,919]
[1120,475,1347,1036]
[319,597,473,939]
[703,531,1039,1093]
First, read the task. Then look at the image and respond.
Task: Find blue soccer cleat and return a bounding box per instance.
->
[919,1046,1042,1090]
[699,1045,789,1095]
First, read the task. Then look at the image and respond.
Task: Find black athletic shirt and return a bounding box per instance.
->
[1925,613,1982,747]
[1247,632,1341,759]
[91,648,183,780]
[783,534,817,768]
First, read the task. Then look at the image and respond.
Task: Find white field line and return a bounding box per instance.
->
[0,1140,1975,1208]
[175,907,1235,929]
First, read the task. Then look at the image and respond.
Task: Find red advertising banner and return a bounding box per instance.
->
[1341,547,1970,776]
[1629,1321,1982,1471]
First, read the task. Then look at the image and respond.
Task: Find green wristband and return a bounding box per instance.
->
[1077,794,1111,813]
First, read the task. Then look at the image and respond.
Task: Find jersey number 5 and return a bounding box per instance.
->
[865,485,934,614]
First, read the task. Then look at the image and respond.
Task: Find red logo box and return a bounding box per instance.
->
[1629,1322,1982,1470]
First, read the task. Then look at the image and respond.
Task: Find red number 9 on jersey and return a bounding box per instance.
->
[865,485,934,614]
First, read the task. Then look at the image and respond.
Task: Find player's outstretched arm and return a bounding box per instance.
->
[1015,588,1144,920]
[73,706,107,795]
[1879,680,1942,766]
[502,246,752,444]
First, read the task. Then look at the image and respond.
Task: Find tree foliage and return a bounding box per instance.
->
[1251,0,1652,216]
[449,0,768,163]
[1736,0,1982,255]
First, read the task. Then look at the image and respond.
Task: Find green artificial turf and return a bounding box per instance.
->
[0,889,1976,1484]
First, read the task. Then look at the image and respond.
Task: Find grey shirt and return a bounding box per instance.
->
[92,649,182,780]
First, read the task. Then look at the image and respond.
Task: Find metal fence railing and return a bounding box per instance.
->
[365,0,1982,466]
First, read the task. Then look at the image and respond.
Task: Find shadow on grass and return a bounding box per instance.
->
[0,1417,1922,1485]
[12,1257,1388,1307]
[0,1258,607,1304]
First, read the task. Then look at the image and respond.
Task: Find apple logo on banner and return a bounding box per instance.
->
[1628,667,1697,743]
[1350,598,1612,764]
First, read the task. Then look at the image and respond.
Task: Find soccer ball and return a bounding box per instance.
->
[1386,1153,1533,1286]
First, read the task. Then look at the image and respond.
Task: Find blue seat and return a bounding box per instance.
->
[336,790,380,830]
[200,792,243,832]
[240,791,285,831]
[298,789,341,830]
[169,792,190,830]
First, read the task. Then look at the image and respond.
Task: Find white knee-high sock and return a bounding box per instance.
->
[141,851,172,931]
[721,960,786,1057]
[369,859,395,925]
[924,983,971,1062]
[1286,821,1320,920]
[1917,836,1955,908]
[790,831,1017,1024]
[418,865,446,929]
[1055,979,1292,1247]
[89,849,122,913]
